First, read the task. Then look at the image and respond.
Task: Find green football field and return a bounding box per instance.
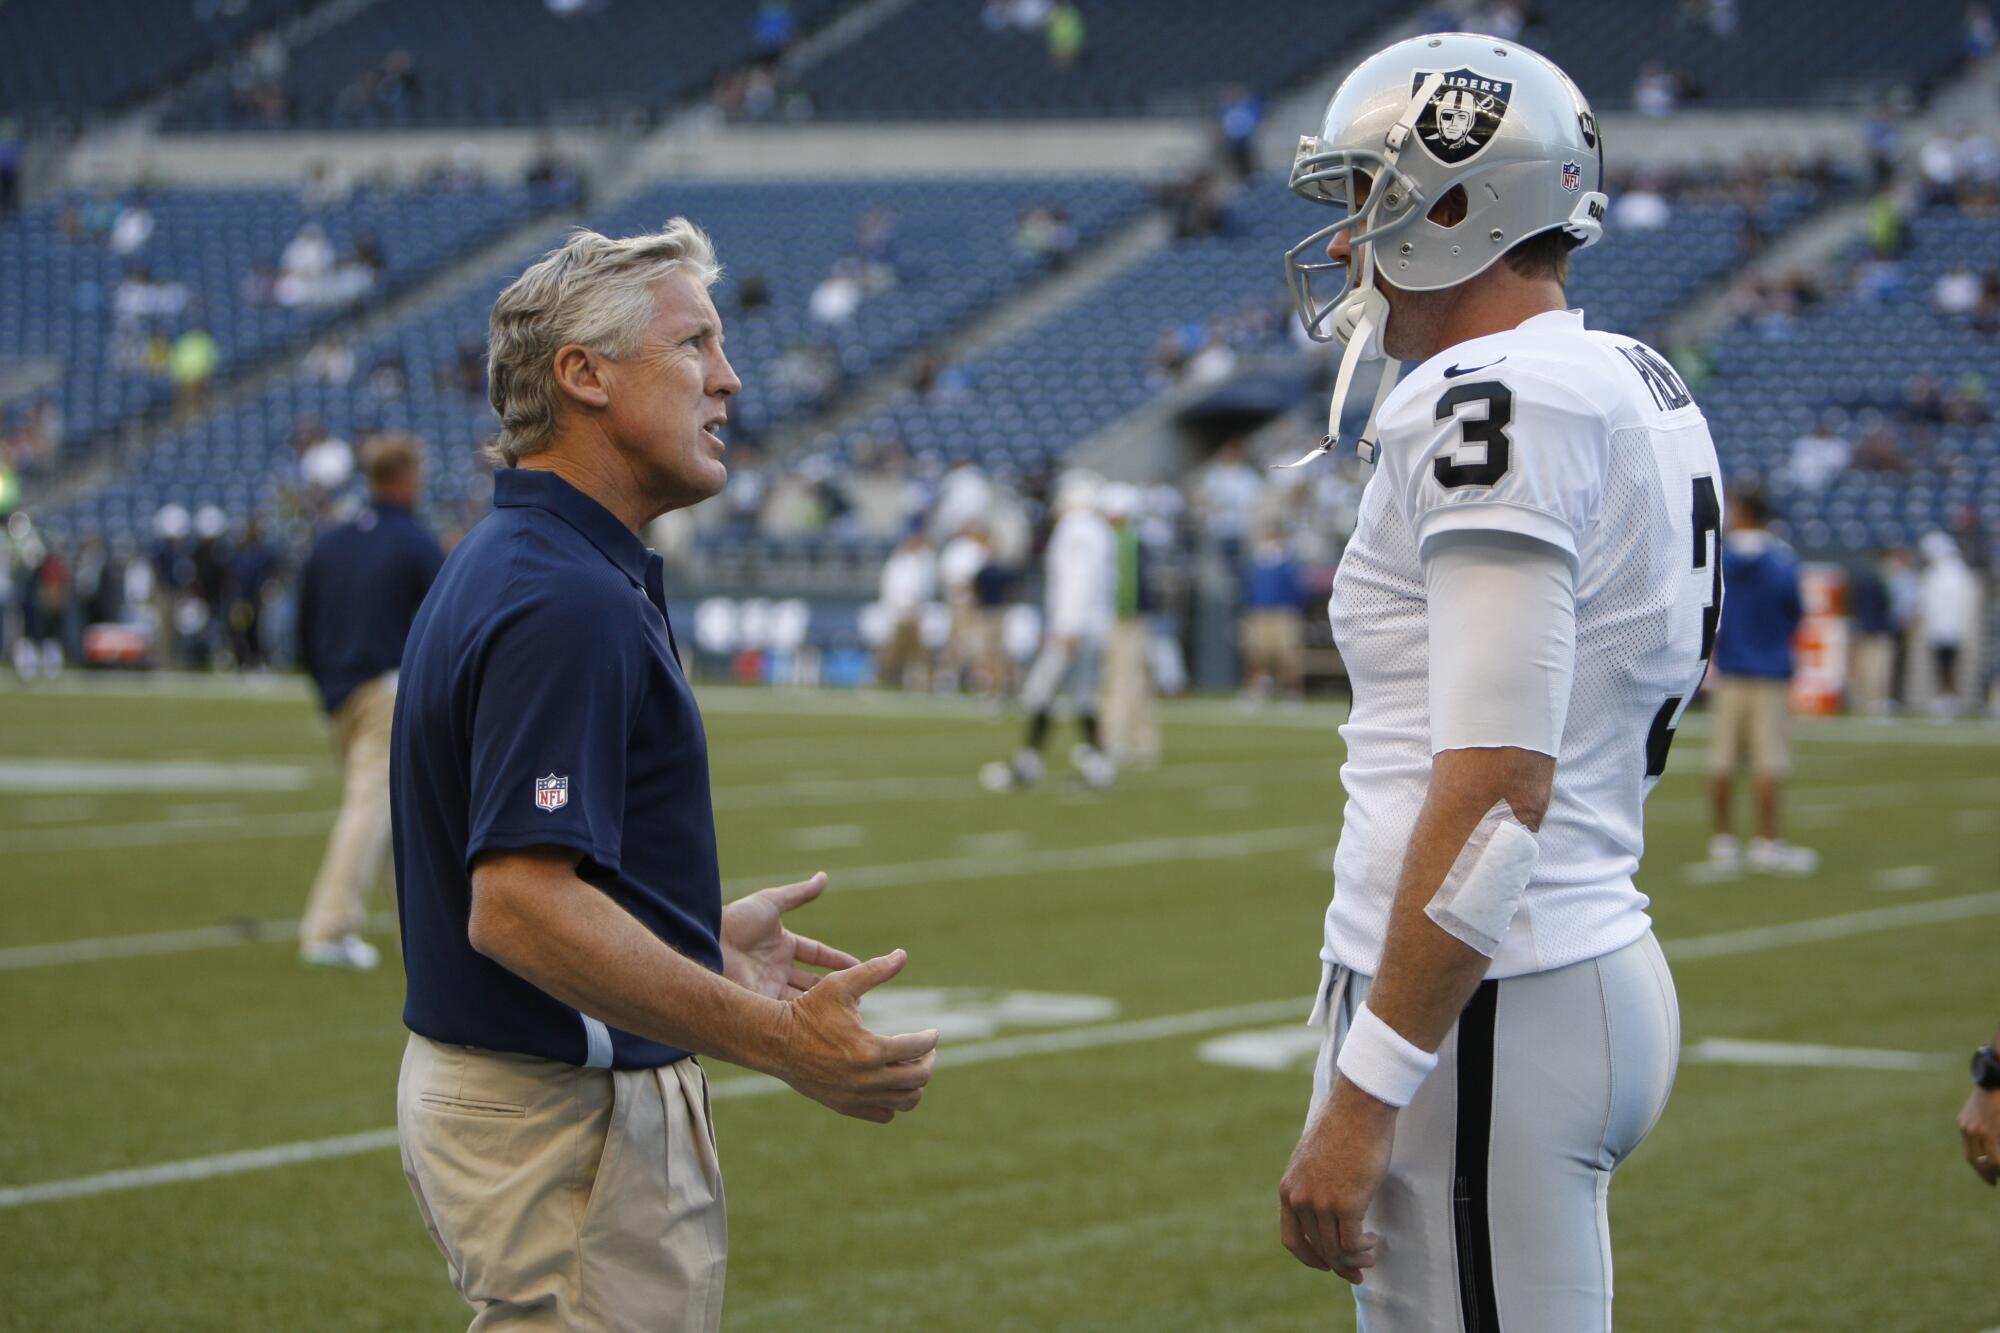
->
[2,677,1997,1331]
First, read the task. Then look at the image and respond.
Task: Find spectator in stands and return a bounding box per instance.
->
[1850,420,1907,474]
[305,335,357,385]
[809,257,865,326]
[296,434,443,970]
[752,1,798,55]
[1465,0,1530,40]
[1706,486,1814,876]
[0,119,20,217]
[1919,530,1977,717]
[1239,525,1303,700]
[1936,260,1982,316]
[876,524,935,689]
[735,271,772,314]
[230,31,289,124]
[295,415,355,498]
[435,335,485,399]
[1013,206,1078,267]
[1969,4,1999,64]
[1216,86,1265,180]
[1632,63,1682,118]
[1612,178,1671,230]
[168,325,220,421]
[1792,408,1848,490]
[1974,268,2000,336]
[1848,550,1901,716]
[1046,2,1085,68]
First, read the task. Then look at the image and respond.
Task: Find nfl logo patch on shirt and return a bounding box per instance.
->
[534,773,569,812]
[1561,160,1582,193]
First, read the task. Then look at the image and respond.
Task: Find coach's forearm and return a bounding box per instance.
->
[1355,746,1555,1065]
[469,854,788,1073]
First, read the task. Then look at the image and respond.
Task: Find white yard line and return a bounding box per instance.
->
[0,912,397,971]
[0,999,1303,1210]
[0,758,312,793]
[1660,892,2000,961]
[1684,1038,1951,1073]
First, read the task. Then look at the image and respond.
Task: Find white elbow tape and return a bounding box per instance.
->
[1335,1002,1439,1108]
[1424,798,1539,957]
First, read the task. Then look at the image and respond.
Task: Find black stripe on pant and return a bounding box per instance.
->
[1453,980,1502,1332]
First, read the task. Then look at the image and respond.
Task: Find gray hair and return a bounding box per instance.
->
[485,219,721,466]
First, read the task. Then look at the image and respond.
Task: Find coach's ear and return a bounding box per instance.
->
[551,343,610,411]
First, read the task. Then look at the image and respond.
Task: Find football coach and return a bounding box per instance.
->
[391,220,938,1331]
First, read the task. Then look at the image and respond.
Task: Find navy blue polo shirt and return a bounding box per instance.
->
[391,468,722,1070]
[297,503,444,714]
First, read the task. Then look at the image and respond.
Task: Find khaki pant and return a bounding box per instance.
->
[300,673,397,947]
[1239,609,1303,689]
[1708,676,1791,777]
[875,617,927,689]
[1100,618,1157,764]
[1848,633,1896,715]
[398,1034,727,1331]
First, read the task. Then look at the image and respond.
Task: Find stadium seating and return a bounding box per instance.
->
[1450,0,1972,110]
[0,180,571,452]
[799,0,1403,119]
[0,0,302,125]
[1698,205,2000,552]
[166,0,846,130]
[819,180,1808,476]
[50,175,1149,541]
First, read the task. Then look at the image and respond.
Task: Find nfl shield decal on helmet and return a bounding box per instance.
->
[534,773,569,812]
[1411,68,1513,165]
[1561,159,1583,192]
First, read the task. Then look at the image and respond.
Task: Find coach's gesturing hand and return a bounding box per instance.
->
[1279,1079,1395,1282]
[768,947,939,1123]
[721,871,862,1000]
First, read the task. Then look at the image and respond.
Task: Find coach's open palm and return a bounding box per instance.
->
[1280,1082,1396,1283]
[721,871,862,999]
[771,943,939,1124]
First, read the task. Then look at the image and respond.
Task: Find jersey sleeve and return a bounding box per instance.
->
[465,585,643,875]
[1381,366,1611,562]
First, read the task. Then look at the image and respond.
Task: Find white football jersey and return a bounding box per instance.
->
[1324,309,1722,979]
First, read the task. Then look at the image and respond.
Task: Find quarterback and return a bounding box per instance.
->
[1274,34,1718,1329]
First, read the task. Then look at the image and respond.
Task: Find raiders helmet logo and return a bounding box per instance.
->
[1411,68,1513,165]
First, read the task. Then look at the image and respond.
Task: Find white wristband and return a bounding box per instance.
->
[1335,1002,1439,1108]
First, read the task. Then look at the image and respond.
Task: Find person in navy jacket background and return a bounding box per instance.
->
[1705,485,1815,876]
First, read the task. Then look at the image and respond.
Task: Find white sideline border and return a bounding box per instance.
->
[4,893,1996,1209]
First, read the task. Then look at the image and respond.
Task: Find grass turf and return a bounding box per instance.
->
[1,679,1996,1331]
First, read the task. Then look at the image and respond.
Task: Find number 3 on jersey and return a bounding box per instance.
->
[1433,381,1514,488]
[1644,474,1723,778]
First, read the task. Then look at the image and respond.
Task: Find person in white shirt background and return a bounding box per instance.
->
[874,524,936,689]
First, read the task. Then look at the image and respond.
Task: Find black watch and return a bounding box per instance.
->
[1973,1047,2000,1091]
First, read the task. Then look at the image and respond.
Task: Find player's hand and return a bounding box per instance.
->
[1959,1087,2000,1187]
[721,871,862,1000]
[1279,1078,1396,1282]
[769,947,939,1123]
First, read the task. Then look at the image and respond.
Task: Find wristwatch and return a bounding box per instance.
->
[1973,1047,2000,1091]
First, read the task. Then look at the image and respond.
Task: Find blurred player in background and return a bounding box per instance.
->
[1273,36,1698,1328]
[875,522,936,689]
[1706,485,1815,875]
[1918,529,1976,718]
[295,434,443,969]
[1097,481,1159,767]
[1239,524,1305,700]
[983,469,1115,789]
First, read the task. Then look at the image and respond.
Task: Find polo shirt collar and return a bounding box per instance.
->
[494,467,650,587]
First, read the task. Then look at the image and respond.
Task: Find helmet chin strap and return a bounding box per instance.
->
[1277,72,1443,472]
[1277,284,1398,470]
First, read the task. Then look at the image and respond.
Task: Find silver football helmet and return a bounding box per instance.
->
[1277,32,1607,467]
